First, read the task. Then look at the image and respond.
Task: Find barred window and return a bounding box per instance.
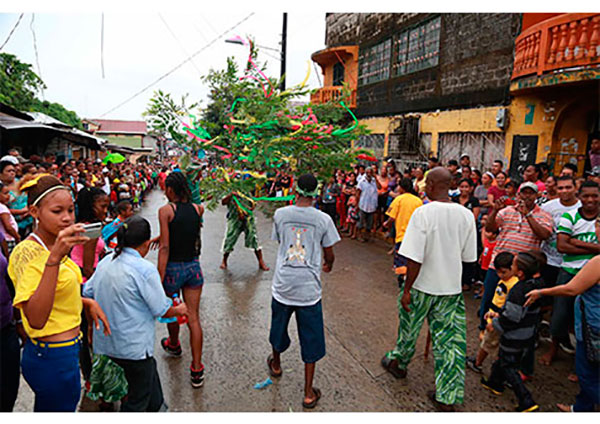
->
[358,38,392,86]
[394,16,441,77]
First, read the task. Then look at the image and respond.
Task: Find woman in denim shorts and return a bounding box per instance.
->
[156,171,205,388]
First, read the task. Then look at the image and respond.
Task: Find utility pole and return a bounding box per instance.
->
[280,12,287,92]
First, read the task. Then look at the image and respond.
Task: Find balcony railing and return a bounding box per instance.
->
[512,13,600,80]
[310,87,357,108]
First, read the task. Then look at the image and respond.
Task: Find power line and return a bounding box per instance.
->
[99,12,255,118]
[0,13,24,51]
[158,13,202,77]
[30,13,44,99]
[101,13,105,78]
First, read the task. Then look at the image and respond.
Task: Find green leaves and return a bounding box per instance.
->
[144,42,372,211]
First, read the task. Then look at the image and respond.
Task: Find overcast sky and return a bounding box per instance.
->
[0,1,581,123]
[0,11,326,121]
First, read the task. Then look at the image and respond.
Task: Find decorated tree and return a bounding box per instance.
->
[144,38,371,211]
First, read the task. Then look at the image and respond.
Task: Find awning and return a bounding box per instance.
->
[105,143,135,155]
[0,115,105,150]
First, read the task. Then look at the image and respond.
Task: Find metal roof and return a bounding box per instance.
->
[0,115,105,150]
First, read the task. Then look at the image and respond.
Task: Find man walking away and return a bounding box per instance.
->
[381,167,477,411]
[267,174,341,409]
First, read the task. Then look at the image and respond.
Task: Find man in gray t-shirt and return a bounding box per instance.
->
[267,174,340,410]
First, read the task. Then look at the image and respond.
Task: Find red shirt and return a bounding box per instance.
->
[487,186,507,202]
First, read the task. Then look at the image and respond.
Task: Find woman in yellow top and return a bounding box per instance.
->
[8,175,110,412]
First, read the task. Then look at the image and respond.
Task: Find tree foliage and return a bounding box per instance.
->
[0,53,46,111]
[0,53,83,128]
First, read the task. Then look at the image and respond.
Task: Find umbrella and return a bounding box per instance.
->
[103,153,126,164]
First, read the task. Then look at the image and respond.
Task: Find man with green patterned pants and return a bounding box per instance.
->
[220,192,270,271]
[381,167,477,411]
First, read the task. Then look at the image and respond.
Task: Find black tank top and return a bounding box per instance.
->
[168,202,200,262]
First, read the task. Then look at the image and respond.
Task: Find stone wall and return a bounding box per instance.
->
[324,13,521,117]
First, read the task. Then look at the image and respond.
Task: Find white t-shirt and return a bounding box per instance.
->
[399,201,477,295]
[271,205,341,306]
[541,198,581,267]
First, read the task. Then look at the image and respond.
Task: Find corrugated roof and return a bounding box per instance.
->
[91,119,147,134]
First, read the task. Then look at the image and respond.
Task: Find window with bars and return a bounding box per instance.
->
[358,38,392,86]
[394,16,441,77]
[333,62,344,86]
[388,117,421,156]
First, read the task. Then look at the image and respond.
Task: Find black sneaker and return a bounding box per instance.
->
[480,377,504,395]
[190,364,204,388]
[559,339,576,355]
[466,356,483,374]
[161,337,182,357]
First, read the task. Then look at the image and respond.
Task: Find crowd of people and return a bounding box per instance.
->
[0,140,599,413]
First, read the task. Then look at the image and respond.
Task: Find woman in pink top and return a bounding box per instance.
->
[70,186,109,388]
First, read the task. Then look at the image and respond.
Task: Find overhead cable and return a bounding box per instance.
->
[99,12,255,118]
[30,13,44,99]
[101,13,105,78]
[0,13,24,51]
[158,13,203,77]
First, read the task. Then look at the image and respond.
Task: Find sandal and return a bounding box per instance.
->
[302,387,321,409]
[267,354,282,378]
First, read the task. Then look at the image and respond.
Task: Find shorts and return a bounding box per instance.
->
[269,298,326,364]
[377,194,388,211]
[358,210,374,231]
[163,258,204,297]
[480,327,500,356]
[393,242,408,271]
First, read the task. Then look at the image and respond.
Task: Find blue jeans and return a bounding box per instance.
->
[574,340,600,412]
[478,268,500,330]
[21,336,81,412]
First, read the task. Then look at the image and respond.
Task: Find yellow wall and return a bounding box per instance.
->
[505,83,597,174]
[420,107,504,153]
[357,106,505,156]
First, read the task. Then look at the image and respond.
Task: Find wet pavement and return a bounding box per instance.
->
[13,189,579,412]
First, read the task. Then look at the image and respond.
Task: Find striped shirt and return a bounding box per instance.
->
[490,205,553,269]
[557,209,599,275]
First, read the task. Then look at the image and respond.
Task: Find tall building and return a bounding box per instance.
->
[311,13,521,172]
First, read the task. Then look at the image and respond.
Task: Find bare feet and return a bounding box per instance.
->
[567,373,578,383]
[556,403,573,412]
[258,261,270,271]
[220,260,227,270]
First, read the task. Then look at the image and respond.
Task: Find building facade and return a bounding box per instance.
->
[312,13,521,171]
[506,13,600,178]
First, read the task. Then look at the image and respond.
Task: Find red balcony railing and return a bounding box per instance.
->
[310,86,357,108]
[512,13,600,80]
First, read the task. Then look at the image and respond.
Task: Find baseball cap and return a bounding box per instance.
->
[460,153,470,159]
[1,155,19,165]
[519,181,539,193]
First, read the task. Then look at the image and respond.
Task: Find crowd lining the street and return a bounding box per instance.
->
[0,137,599,413]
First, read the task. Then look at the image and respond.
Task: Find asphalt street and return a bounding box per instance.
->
[12,189,580,412]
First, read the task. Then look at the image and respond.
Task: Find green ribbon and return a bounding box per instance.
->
[331,100,358,136]
[295,186,319,198]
